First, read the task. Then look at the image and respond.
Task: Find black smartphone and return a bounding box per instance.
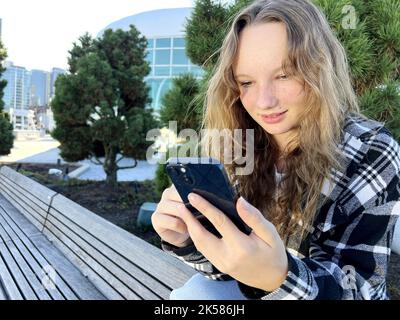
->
[165,157,251,237]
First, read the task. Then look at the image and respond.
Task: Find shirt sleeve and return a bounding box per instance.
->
[259,130,400,300]
[161,240,233,281]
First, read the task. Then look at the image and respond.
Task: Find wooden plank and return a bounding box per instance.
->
[49,194,196,290]
[0,177,50,213]
[43,220,140,300]
[31,234,106,300]
[0,179,48,228]
[0,278,8,300]
[0,195,42,239]
[42,227,125,300]
[0,254,23,300]
[0,223,11,244]
[0,208,69,300]
[0,242,37,299]
[0,201,104,300]
[46,212,167,299]
[3,240,52,300]
[0,166,56,205]
[0,183,45,230]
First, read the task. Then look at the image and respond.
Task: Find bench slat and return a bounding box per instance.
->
[46,211,168,299]
[30,234,106,300]
[0,241,38,299]
[0,194,105,300]
[42,227,126,300]
[0,180,47,230]
[49,195,196,291]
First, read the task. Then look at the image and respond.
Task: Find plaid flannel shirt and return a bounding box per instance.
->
[162,113,400,300]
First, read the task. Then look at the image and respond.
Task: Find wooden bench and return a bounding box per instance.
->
[0,166,195,300]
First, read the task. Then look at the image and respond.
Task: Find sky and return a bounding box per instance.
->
[0,0,195,72]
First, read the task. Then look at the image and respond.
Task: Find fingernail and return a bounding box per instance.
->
[188,193,198,204]
[240,196,251,209]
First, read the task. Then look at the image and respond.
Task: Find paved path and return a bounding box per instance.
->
[0,136,157,182]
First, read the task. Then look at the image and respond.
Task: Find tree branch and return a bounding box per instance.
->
[117,158,138,170]
[116,154,125,164]
[89,156,104,166]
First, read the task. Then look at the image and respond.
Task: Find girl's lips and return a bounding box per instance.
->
[260,110,288,124]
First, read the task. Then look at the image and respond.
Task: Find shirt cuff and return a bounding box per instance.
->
[237,250,318,300]
[160,240,197,257]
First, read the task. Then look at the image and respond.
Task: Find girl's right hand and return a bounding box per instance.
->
[151,185,192,248]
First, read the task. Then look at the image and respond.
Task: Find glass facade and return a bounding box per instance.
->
[2,63,31,111]
[144,36,203,111]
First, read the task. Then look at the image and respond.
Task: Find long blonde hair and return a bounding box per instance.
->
[200,0,360,243]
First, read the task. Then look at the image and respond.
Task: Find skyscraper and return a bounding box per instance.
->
[2,61,32,130]
[30,69,51,107]
[50,67,66,99]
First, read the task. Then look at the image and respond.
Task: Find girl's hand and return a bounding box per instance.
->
[176,193,288,292]
[151,185,191,248]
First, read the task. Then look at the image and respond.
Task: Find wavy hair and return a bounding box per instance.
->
[200,0,361,243]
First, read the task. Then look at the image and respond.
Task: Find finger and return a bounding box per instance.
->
[177,203,222,260]
[187,193,244,243]
[161,184,183,202]
[236,197,280,247]
[152,211,187,234]
[156,199,185,219]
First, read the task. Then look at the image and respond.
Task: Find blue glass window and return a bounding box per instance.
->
[171,66,189,76]
[172,49,188,65]
[154,67,170,76]
[173,38,186,47]
[156,38,171,48]
[155,50,170,65]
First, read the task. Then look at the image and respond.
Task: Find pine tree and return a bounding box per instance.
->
[51,26,158,188]
[159,73,202,132]
[185,0,400,141]
[0,40,14,155]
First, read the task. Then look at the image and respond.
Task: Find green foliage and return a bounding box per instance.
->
[185,0,229,68]
[313,0,400,141]
[51,25,159,187]
[155,162,171,199]
[160,73,202,132]
[0,40,14,155]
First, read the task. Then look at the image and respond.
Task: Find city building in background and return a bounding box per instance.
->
[30,69,51,107]
[2,61,34,131]
[1,63,64,134]
[102,7,203,112]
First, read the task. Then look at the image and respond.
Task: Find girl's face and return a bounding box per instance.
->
[233,22,307,152]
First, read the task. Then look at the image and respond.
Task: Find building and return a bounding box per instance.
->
[50,67,66,99]
[2,61,33,130]
[102,7,203,112]
[30,69,51,107]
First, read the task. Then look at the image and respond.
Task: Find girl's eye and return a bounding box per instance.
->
[239,81,252,87]
[277,74,289,80]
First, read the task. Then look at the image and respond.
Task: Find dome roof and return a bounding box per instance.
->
[100,7,192,38]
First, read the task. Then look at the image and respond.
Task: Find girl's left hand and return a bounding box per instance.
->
[176,193,289,292]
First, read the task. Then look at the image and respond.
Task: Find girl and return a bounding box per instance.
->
[151,0,400,300]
